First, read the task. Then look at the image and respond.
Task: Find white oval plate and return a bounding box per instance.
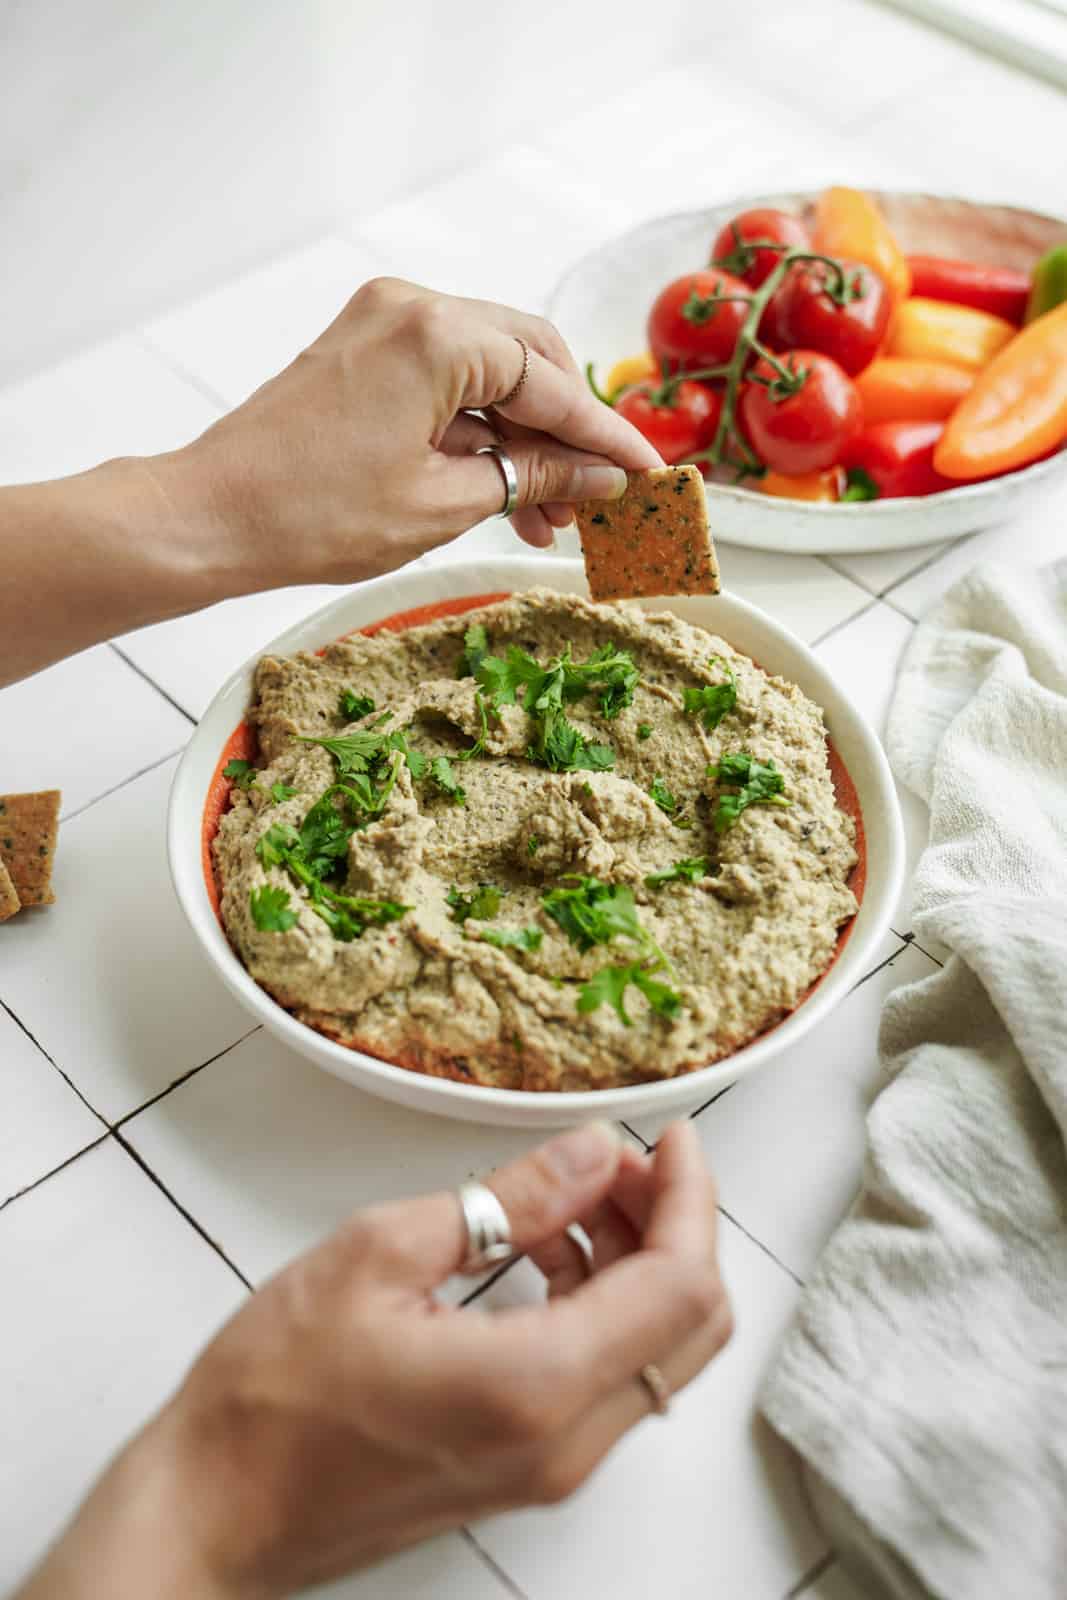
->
[169,557,904,1128]
[546,190,1067,556]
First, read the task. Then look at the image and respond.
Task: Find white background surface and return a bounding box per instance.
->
[2,1,1066,1595]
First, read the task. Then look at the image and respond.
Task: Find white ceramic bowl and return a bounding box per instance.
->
[169,557,904,1128]
[546,190,1067,556]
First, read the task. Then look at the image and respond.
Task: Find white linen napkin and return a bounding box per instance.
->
[761,558,1067,1599]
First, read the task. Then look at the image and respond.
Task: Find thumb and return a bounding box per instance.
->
[364,1122,624,1289]
[446,442,629,522]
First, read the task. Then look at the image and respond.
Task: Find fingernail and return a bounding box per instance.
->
[567,465,628,501]
[545,1120,622,1177]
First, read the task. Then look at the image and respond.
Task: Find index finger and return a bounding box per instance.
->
[500,1123,721,1403]
[468,333,663,471]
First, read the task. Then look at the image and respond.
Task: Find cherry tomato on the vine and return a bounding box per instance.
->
[739,349,860,475]
[648,270,752,372]
[772,257,890,376]
[615,379,722,464]
[711,207,811,288]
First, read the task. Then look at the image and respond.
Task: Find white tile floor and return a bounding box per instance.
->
[2,4,1065,1596]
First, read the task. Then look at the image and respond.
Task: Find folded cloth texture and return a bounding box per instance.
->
[761,558,1067,1600]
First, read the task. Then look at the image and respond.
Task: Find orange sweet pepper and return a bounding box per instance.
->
[812,187,911,304]
[888,298,1015,371]
[935,300,1067,479]
[760,467,844,502]
[855,357,974,424]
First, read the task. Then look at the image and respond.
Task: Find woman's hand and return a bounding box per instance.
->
[21,1122,729,1600]
[165,277,663,587]
[2,279,660,685]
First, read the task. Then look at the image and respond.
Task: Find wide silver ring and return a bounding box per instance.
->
[457,1181,514,1274]
[481,444,519,520]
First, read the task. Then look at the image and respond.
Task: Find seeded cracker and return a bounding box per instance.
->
[0,790,61,907]
[0,859,20,922]
[574,466,721,602]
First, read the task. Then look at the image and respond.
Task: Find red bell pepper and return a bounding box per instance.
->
[842,420,957,499]
[906,255,1030,325]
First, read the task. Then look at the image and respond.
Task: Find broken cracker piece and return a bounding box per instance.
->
[574,465,720,602]
[0,789,61,907]
[0,858,20,922]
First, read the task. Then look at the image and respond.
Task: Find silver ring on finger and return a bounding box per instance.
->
[457,1181,514,1274]
[480,444,519,519]
[638,1362,671,1417]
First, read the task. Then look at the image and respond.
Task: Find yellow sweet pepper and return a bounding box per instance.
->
[812,187,911,304]
[888,298,1016,371]
[604,352,658,394]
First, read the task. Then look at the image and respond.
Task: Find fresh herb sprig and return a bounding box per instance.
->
[252,803,408,942]
[223,759,258,791]
[446,884,502,924]
[339,689,376,720]
[471,634,639,774]
[645,856,710,889]
[683,660,738,730]
[541,875,681,1026]
[475,925,543,952]
[709,751,790,832]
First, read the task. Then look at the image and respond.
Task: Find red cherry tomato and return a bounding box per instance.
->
[711,207,811,288]
[739,349,861,475]
[648,270,752,372]
[773,257,891,375]
[842,420,956,498]
[615,379,722,465]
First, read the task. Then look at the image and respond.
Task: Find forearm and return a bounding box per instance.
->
[0,450,248,687]
[14,1413,234,1600]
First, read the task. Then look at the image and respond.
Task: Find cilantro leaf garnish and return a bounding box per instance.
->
[842,466,880,502]
[296,724,396,778]
[428,755,466,804]
[683,660,738,730]
[709,751,790,832]
[223,758,258,790]
[339,690,376,721]
[249,884,297,932]
[455,690,491,763]
[637,723,653,741]
[447,884,503,924]
[527,834,541,856]
[645,856,710,888]
[577,960,682,1026]
[475,925,543,952]
[456,622,490,680]
[541,876,646,952]
[471,639,638,773]
[649,776,680,816]
[270,782,299,804]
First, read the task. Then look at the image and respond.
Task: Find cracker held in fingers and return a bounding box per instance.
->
[0,789,61,907]
[0,858,20,922]
[574,466,721,602]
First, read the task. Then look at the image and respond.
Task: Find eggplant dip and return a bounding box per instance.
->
[214,589,858,1092]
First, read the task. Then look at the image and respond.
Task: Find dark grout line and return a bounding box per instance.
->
[620,1119,651,1152]
[881,533,974,615]
[459,1529,530,1600]
[881,591,917,624]
[107,641,199,726]
[819,556,879,602]
[809,595,879,651]
[0,997,109,1128]
[785,1550,837,1598]
[116,1025,263,1129]
[460,1254,522,1307]
[0,1132,111,1214]
[135,331,232,414]
[60,745,188,824]
[718,1204,804,1289]
[689,1082,736,1120]
[113,1125,254,1292]
[851,934,913,991]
